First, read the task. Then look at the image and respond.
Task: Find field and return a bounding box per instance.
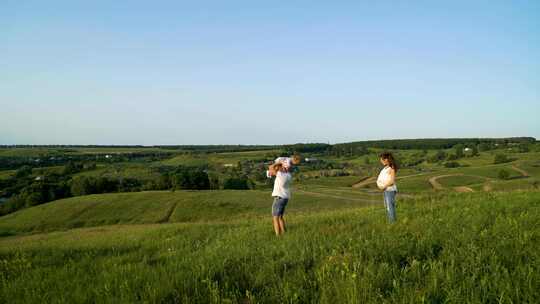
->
[0,170,15,180]
[1,144,540,303]
[0,147,174,157]
[1,191,539,303]
[73,164,163,182]
[0,190,374,234]
[161,150,279,167]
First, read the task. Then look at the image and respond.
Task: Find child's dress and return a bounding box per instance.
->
[274,157,293,170]
[266,157,293,178]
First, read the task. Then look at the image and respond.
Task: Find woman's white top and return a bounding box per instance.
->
[377,166,397,191]
[272,171,292,198]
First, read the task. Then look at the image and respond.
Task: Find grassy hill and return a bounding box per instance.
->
[0,190,376,234]
[1,190,539,303]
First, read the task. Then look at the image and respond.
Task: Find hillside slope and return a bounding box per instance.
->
[0,191,539,303]
[0,190,376,234]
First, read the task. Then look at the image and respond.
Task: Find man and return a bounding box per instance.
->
[267,163,292,236]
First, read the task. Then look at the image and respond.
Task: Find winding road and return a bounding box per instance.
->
[511,165,529,177]
[349,163,531,194]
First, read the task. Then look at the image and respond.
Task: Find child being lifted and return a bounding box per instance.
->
[266,155,301,177]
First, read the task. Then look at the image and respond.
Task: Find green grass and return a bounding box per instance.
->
[161,150,279,167]
[69,147,175,154]
[456,165,520,179]
[73,163,162,181]
[0,147,173,157]
[0,190,374,234]
[0,191,538,303]
[0,170,15,180]
[486,178,540,192]
[518,161,540,178]
[397,176,434,193]
[437,175,487,187]
[0,148,61,157]
[160,154,212,167]
[296,176,364,188]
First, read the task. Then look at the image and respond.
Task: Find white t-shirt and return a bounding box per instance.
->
[377,166,397,191]
[272,171,292,198]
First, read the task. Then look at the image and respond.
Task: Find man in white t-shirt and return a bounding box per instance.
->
[270,169,292,235]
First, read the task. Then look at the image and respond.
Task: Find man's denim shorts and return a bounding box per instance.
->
[272,196,289,216]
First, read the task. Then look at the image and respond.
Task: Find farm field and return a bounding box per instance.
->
[161,150,279,167]
[73,163,163,182]
[0,147,174,157]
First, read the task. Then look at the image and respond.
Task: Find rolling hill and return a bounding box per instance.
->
[1,190,539,303]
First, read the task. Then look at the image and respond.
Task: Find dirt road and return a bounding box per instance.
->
[511,165,530,177]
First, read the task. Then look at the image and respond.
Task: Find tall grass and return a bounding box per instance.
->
[0,190,376,234]
[1,191,538,303]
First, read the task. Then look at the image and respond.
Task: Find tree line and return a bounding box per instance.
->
[331,137,535,152]
[0,161,262,216]
[0,151,173,170]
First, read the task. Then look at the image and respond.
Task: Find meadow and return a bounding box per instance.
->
[0,191,538,303]
[1,142,539,303]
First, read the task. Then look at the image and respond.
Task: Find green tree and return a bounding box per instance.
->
[156,174,172,190]
[444,161,460,168]
[208,173,221,190]
[15,166,33,178]
[173,167,210,190]
[518,143,530,153]
[21,182,54,207]
[470,145,479,156]
[453,144,464,158]
[84,162,97,170]
[191,171,211,190]
[494,154,510,164]
[446,154,458,161]
[62,161,83,175]
[478,143,491,152]
[70,176,93,196]
[498,169,510,180]
[428,150,447,163]
[223,177,250,190]
[0,195,26,215]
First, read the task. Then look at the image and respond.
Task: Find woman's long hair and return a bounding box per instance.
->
[379,152,398,172]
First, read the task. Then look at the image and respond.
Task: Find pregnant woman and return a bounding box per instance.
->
[377,152,398,223]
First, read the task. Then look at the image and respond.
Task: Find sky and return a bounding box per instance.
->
[1,0,539,145]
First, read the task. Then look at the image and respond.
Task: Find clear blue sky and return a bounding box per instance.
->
[1,0,539,145]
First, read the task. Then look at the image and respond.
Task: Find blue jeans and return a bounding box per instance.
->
[272,197,289,216]
[383,191,397,223]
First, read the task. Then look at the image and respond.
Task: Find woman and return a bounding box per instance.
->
[377,152,398,223]
[267,163,292,235]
